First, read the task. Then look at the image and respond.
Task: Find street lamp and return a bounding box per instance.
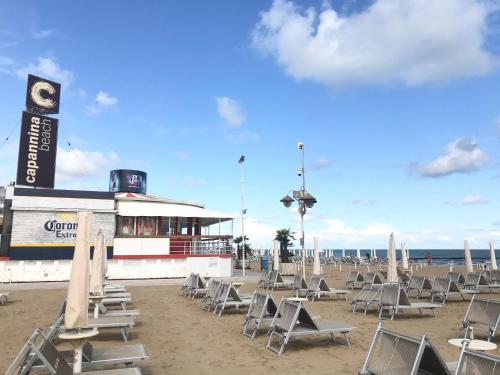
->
[280,142,317,279]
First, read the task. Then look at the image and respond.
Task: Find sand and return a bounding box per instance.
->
[1,263,500,374]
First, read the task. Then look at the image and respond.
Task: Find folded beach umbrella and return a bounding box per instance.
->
[65,211,92,329]
[103,232,108,276]
[490,241,497,271]
[273,240,280,271]
[386,232,398,283]
[90,229,105,295]
[356,248,361,259]
[464,240,473,274]
[313,237,321,275]
[401,242,409,270]
[373,248,377,259]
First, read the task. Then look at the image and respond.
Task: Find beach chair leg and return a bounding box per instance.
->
[343,332,351,348]
[121,301,126,310]
[432,308,437,318]
[121,327,128,342]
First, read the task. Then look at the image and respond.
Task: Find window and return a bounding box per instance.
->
[139,216,157,236]
[117,216,135,237]
[159,217,176,236]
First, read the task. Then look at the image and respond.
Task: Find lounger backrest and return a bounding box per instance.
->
[433,277,451,293]
[449,272,463,284]
[364,273,375,285]
[247,292,268,319]
[276,273,285,283]
[4,331,36,375]
[37,335,73,375]
[490,270,500,283]
[353,286,380,303]
[308,276,321,292]
[293,275,307,290]
[422,278,433,290]
[408,276,424,290]
[259,271,269,285]
[273,299,301,332]
[267,295,278,316]
[380,284,400,307]
[318,278,331,292]
[449,280,462,293]
[454,347,500,375]
[397,288,412,307]
[206,280,221,298]
[268,271,278,284]
[189,274,199,289]
[347,271,359,283]
[465,273,481,289]
[464,296,500,330]
[362,325,450,375]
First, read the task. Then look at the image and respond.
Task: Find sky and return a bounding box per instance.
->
[0,0,500,249]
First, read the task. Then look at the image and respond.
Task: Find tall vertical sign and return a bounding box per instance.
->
[16,74,61,188]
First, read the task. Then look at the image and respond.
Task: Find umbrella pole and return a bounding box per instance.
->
[59,330,98,373]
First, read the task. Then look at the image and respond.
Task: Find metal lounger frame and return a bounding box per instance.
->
[462,294,500,341]
[352,286,382,315]
[454,342,500,375]
[242,291,277,339]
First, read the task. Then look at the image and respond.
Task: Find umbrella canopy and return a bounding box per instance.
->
[90,230,105,295]
[401,242,409,270]
[386,232,398,283]
[65,211,92,329]
[313,237,321,275]
[490,241,497,271]
[273,240,280,271]
[464,240,473,274]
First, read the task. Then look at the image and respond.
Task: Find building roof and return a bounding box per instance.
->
[115,192,235,226]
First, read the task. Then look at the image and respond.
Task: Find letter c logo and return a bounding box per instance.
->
[30,81,57,109]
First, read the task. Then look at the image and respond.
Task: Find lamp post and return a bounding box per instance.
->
[280,142,317,279]
[238,155,246,277]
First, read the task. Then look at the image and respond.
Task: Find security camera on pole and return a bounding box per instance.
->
[280,142,317,279]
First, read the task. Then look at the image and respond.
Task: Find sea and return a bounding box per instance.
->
[284,249,500,266]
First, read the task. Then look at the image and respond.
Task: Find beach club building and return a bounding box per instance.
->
[0,171,235,282]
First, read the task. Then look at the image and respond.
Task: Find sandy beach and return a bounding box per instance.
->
[2,263,500,374]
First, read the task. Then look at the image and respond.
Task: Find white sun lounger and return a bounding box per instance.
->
[202,280,222,311]
[0,291,13,304]
[266,298,356,355]
[292,274,308,298]
[453,341,500,374]
[242,291,278,339]
[306,276,350,301]
[406,275,433,300]
[358,322,451,375]
[431,277,478,304]
[5,328,144,375]
[346,271,364,290]
[351,285,382,315]
[462,295,500,341]
[212,282,252,317]
[378,283,441,320]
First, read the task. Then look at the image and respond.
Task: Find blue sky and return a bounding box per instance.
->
[1,0,500,249]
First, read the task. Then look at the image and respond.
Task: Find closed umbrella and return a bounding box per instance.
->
[401,242,409,270]
[386,232,398,283]
[273,240,280,271]
[490,241,497,271]
[373,248,377,259]
[464,240,473,274]
[90,230,105,296]
[65,211,92,329]
[342,248,346,258]
[313,237,321,275]
[356,248,361,259]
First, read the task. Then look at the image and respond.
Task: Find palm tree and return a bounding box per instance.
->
[275,228,295,263]
[233,235,252,259]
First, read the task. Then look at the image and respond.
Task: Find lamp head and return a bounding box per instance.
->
[298,141,304,150]
[301,192,317,208]
[280,194,294,208]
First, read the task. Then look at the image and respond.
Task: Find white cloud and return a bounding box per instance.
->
[87,91,118,115]
[0,56,15,74]
[225,129,260,143]
[32,30,54,39]
[56,147,119,183]
[308,157,332,171]
[184,177,207,187]
[251,0,496,86]
[419,138,488,177]
[444,195,490,205]
[16,57,74,87]
[352,199,376,206]
[215,96,245,127]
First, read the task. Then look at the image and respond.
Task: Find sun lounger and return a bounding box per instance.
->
[212,282,252,317]
[187,274,209,299]
[464,272,489,291]
[346,271,364,290]
[462,295,500,341]
[488,270,500,289]
[242,291,278,339]
[266,270,293,290]
[257,270,270,288]
[453,342,500,375]
[181,273,195,296]
[266,298,356,355]
[292,274,308,297]
[5,328,143,375]
[449,272,466,285]
[378,283,441,320]
[351,286,382,315]
[406,275,432,300]
[362,273,383,288]
[202,279,221,311]
[358,322,450,375]
[94,303,140,317]
[431,277,478,304]
[0,291,13,304]
[306,276,350,301]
